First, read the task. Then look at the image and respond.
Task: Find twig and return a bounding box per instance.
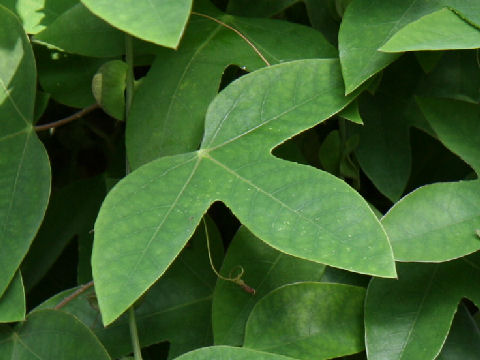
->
[35,104,100,132]
[54,281,94,310]
[192,11,271,67]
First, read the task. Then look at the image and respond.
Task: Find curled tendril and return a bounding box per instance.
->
[203,218,255,295]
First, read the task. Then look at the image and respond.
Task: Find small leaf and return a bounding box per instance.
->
[338,0,480,94]
[365,253,480,360]
[0,271,25,323]
[0,5,51,299]
[212,226,325,346]
[380,8,480,53]
[92,60,128,121]
[36,45,112,108]
[244,282,366,359]
[382,180,480,262]
[34,3,124,57]
[81,0,193,49]
[174,346,296,360]
[416,97,480,175]
[93,59,396,325]
[339,101,363,124]
[0,310,111,359]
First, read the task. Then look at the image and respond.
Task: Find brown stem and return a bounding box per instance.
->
[35,104,100,132]
[54,281,94,310]
[192,11,271,67]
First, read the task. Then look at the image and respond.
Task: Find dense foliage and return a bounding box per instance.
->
[0,0,479,359]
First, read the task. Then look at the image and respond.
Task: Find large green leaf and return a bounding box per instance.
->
[126,4,337,168]
[0,5,50,298]
[0,310,110,359]
[93,59,395,325]
[382,180,480,262]
[380,9,480,52]
[0,271,25,323]
[338,0,480,93]
[0,0,77,34]
[81,0,192,49]
[437,303,480,360]
[227,0,298,17]
[34,2,124,57]
[38,219,223,359]
[244,282,365,359]
[174,346,296,360]
[365,253,480,360]
[416,97,480,175]
[212,226,326,346]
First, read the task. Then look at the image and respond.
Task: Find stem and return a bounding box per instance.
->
[125,34,142,359]
[54,281,94,310]
[125,34,134,118]
[129,307,143,360]
[35,104,100,132]
[192,12,270,66]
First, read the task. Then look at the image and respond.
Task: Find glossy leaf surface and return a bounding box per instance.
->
[81,0,192,49]
[437,304,480,359]
[382,180,480,262]
[365,253,480,360]
[175,346,296,360]
[94,59,395,325]
[39,219,223,359]
[416,97,480,174]
[380,9,480,52]
[0,310,110,359]
[34,2,124,57]
[338,0,480,93]
[244,282,365,359]
[0,5,50,298]
[0,271,25,323]
[126,5,337,168]
[212,226,325,346]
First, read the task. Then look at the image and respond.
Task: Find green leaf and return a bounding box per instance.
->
[0,271,25,323]
[92,60,127,121]
[35,45,112,108]
[38,219,223,359]
[126,7,337,168]
[338,0,480,93]
[380,9,480,52]
[81,0,193,49]
[0,0,77,34]
[339,101,363,124]
[437,303,480,359]
[244,282,366,359]
[0,5,50,298]
[382,180,480,262]
[212,226,325,346]
[319,130,342,176]
[365,253,480,360]
[0,310,111,359]
[227,0,299,17]
[174,346,296,360]
[34,2,124,57]
[94,59,395,325]
[21,177,106,290]
[416,97,480,174]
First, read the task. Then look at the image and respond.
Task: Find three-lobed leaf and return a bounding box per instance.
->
[126,2,337,168]
[93,59,396,325]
